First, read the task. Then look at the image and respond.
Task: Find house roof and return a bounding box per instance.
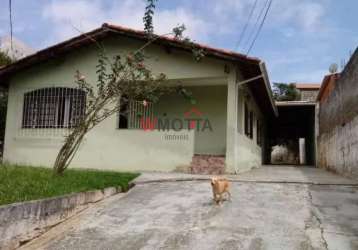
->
[0,23,277,116]
[294,83,321,90]
[0,23,260,79]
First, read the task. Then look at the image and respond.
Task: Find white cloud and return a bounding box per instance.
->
[212,0,247,16]
[41,0,328,48]
[206,0,326,32]
[41,0,211,46]
[297,3,325,31]
[203,0,326,33]
[39,0,334,84]
[154,8,211,41]
[42,0,101,44]
[269,0,326,32]
[285,69,328,83]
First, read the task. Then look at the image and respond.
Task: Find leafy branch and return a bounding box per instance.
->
[53,0,202,174]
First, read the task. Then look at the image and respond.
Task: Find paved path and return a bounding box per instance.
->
[134,166,358,185]
[21,168,358,250]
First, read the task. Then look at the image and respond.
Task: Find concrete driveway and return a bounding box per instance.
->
[22,168,358,250]
[134,166,358,185]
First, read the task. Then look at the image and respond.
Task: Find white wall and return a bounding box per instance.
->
[3,34,266,173]
[224,69,265,173]
[3,36,230,172]
[155,85,227,155]
[234,85,263,172]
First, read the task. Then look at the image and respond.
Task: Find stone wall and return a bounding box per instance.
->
[300,90,319,102]
[317,48,358,178]
[190,154,225,174]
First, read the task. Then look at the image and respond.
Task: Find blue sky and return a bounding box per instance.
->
[0,0,357,83]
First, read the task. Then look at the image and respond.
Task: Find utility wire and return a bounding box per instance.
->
[242,0,269,53]
[9,0,13,52]
[234,0,259,51]
[246,0,273,55]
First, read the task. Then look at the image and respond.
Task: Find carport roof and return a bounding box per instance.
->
[276,101,316,106]
[0,23,277,116]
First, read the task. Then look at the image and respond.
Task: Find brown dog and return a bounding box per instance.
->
[211,177,231,204]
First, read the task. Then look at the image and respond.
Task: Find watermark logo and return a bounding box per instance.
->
[139,107,213,133]
[184,107,203,130]
[140,117,157,131]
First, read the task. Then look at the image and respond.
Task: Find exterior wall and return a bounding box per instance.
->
[318,74,339,104]
[299,89,319,101]
[3,36,231,172]
[235,86,263,172]
[225,68,265,173]
[4,78,195,171]
[155,85,227,155]
[317,49,358,178]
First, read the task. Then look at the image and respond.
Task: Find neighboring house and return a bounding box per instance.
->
[294,83,321,102]
[317,48,358,178]
[0,24,277,174]
[0,36,35,59]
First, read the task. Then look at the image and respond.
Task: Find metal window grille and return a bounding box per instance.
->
[129,100,154,129]
[22,87,86,129]
[118,100,154,129]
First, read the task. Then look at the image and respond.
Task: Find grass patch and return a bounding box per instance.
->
[0,164,139,206]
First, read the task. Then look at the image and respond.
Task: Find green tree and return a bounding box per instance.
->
[272,82,300,101]
[53,0,198,174]
[0,51,14,154]
[143,0,157,34]
[0,51,14,66]
[53,50,173,174]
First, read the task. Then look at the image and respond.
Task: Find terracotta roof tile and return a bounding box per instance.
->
[294,83,321,89]
[0,23,262,79]
[103,23,260,63]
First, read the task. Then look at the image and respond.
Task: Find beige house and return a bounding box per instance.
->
[294,83,321,102]
[0,24,277,174]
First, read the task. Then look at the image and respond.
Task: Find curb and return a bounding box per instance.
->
[0,186,123,250]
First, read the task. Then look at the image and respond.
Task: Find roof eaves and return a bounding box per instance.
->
[103,23,261,64]
[259,61,278,116]
[0,23,263,82]
[0,27,107,80]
